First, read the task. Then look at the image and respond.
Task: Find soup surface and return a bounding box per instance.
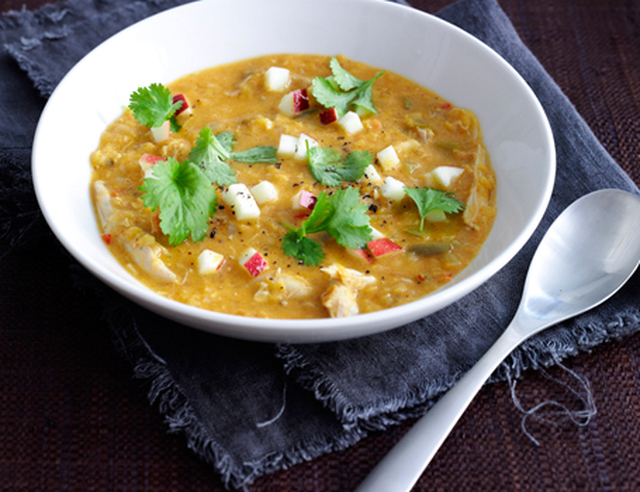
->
[90,54,496,319]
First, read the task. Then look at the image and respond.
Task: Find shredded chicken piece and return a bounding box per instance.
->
[463,145,496,230]
[321,283,359,318]
[320,263,376,290]
[123,227,177,283]
[93,181,115,232]
[254,270,312,303]
[320,264,376,317]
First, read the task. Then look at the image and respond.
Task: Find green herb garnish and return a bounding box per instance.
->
[128,83,183,132]
[281,187,373,266]
[311,58,384,116]
[139,157,217,246]
[404,187,464,231]
[139,127,277,245]
[186,128,278,186]
[186,128,236,186]
[307,146,373,186]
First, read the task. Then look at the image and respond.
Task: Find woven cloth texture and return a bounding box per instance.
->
[1,0,639,491]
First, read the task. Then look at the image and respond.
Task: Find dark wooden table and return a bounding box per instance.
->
[2,0,639,490]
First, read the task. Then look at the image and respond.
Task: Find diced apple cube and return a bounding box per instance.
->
[295,133,318,161]
[428,166,464,189]
[380,176,406,202]
[348,247,374,264]
[278,88,310,117]
[362,164,383,184]
[264,66,290,92]
[377,145,400,171]
[292,189,317,210]
[222,184,260,221]
[172,93,191,116]
[251,181,278,204]
[150,120,170,143]
[277,134,298,159]
[367,238,403,258]
[197,249,225,274]
[369,227,385,240]
[338,111,364,134]
[239,247,268,277]
[319,107,339,125]
[139,154,164,178]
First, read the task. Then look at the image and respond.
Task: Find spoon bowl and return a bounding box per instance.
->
[356,188,640,492]
[518,189,640,333]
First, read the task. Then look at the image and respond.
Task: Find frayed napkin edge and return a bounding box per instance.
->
[99,299,368,491]
[277,307,640,432]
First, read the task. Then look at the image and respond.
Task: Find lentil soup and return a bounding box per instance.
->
[90,54,497,319]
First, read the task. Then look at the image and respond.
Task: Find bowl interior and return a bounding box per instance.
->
[32,0,555,343]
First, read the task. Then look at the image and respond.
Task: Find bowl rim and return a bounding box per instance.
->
[32,0,556,343]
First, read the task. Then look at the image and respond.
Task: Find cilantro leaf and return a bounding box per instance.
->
[214,131,236,153]
[128,83,183,129]
[323,187,373,249]
[230,146,278,164]
[329,57,365,91]
[311,77,356,116]
[281,187,373,265]
[281,230,326,266]
[404,187,464,231]
[310,58,385,116]
[351,79,380,115]
[186,128,278,185]
[186,127,237,186]
[139,157,217,246]
[308,147,372,186]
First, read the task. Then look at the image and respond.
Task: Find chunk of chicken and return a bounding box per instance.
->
[321,283,359,318]
[122,227,177,283]
[254,269,312,304]
[320,264,376,318]
[93,181,115,232]
[463,145,496,230]
[320,263,376,290]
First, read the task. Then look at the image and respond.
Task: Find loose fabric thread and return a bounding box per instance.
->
[507,361,597,446]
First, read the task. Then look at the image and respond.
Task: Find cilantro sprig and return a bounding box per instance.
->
[311,58,384,116]
[281,187,373,266]
[139,158,217,246]
[139,127,277,246]
[128,83,184,132]
[307,146,373,186]
[186,127,278,186]
[404,187,464,231]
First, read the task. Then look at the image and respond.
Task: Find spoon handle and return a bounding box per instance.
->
[355,323,525,492]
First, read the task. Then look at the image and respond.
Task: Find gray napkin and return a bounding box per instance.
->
[2,0,639,489]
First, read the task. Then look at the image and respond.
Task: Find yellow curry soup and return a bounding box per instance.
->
[90,54,497,319]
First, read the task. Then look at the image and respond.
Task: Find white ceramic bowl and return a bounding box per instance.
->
[32,0,555,343]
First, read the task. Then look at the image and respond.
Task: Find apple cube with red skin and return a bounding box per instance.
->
[279,88,310,117]
[197,249,225,275]
[292,189,317,211]
[139,153,165,178]
[239,248,268,277]
[172,93,191,115]
[319,107,339,125]
[349,247,374,264]
[367,238,402,257]
[139,153,164,167]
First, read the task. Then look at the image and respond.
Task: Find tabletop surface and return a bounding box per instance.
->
[1,0,639,490]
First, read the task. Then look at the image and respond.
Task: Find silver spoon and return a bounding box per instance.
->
[356,188,640,492]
